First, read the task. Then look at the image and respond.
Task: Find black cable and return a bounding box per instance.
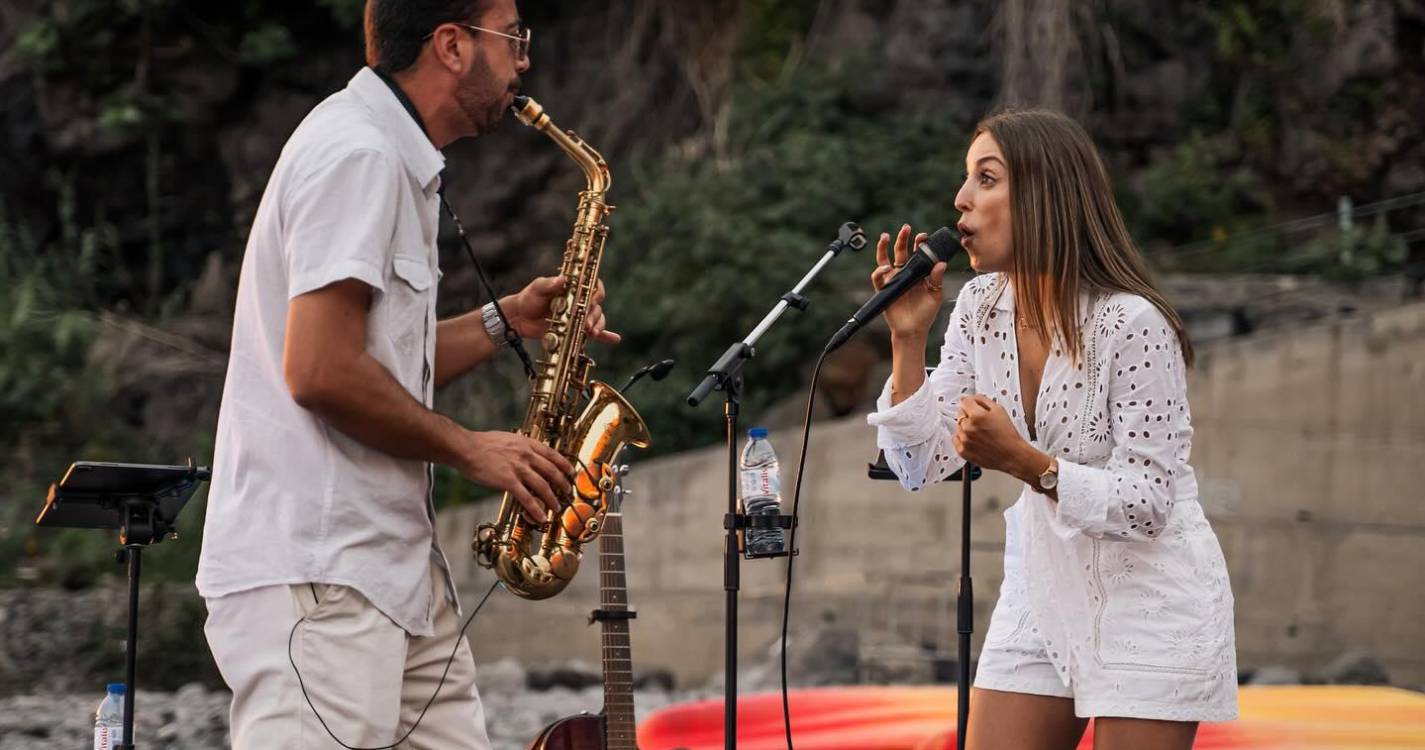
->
[778,347,831,750]
[286,579,501,750]
[439,194,538,380]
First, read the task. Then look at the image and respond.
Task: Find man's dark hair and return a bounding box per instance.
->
[364,0,490,74]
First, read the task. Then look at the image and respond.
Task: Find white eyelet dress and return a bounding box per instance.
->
[867,273,1238,722]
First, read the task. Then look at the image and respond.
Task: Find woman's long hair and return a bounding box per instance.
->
[975,109,1194,366]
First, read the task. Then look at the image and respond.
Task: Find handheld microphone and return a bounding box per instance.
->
[824,227,960,353]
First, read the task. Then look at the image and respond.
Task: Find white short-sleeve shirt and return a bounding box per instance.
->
[197,68,454,636]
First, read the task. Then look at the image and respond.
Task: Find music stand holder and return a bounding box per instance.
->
[35,459,212,750]
[868,440,980,750]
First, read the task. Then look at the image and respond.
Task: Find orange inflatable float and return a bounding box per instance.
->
[638,685,1425,750]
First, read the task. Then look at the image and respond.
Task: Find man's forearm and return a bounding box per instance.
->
[296,349,471,469]
[434,309,501,387]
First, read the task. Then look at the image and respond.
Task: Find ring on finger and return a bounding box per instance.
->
[924,279,943,292]
[892,261,905,269]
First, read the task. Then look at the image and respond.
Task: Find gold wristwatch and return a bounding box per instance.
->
[1037,456,1059,492]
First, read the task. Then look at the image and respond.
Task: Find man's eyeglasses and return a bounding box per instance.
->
[423,23,531,61]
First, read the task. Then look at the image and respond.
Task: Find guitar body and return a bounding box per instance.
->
[524,712,606,750]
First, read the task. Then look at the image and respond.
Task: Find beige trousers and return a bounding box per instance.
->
[203,566,491,749]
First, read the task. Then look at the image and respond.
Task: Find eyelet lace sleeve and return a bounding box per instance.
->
[1055,301,1191,541]
[866,280,980,492]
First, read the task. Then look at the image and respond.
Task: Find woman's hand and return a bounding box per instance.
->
[871,224,949,343]
[953,394,1051,484]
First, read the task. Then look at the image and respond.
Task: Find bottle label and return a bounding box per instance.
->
[740,465,780,500]
[95,722,124,750]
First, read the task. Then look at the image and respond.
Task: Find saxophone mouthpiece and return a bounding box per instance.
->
[510,94,544,128]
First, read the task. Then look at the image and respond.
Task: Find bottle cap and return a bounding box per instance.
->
[107,683,126,695]
[748,427,768,439]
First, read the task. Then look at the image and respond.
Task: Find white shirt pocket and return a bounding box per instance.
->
[388,253,434,353]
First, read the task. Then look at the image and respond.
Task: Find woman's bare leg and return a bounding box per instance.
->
[965,687,1088,750]
[1092,717,1198,750]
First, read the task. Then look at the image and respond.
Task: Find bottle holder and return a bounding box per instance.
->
[725,512,799,559]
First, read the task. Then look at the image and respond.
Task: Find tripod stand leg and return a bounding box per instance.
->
[121,545,141,750]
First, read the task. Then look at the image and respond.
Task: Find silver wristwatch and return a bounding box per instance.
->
[481,302,509,346]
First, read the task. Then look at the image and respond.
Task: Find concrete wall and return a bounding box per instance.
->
[1190,301,1425,684]
[437,301,1425,689]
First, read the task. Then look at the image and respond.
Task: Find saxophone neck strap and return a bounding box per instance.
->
[372,67,432,140]
[372,67,449,200]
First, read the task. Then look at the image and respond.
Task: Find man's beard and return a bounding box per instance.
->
[454,54,507,135]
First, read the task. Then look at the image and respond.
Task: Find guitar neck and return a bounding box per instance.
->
[598,511,637,749]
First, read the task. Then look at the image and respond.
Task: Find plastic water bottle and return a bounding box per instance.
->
[94,683,125,750]
[740,427,785,556]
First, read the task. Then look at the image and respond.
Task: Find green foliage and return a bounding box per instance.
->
[0,179,206,589]
[238,23,299,66]
[599,60,971,454]
[0,208,102,448]
[1206,0,1306,71]
[737,0,823,81]
[0,202,107,588]
[1294,217,1410,280]
[14,20,61,68]
[1131,132,1274,254]
[318,0,367,28]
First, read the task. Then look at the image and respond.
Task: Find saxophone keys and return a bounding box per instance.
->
[543,331,561,351]
[546,547,578,581]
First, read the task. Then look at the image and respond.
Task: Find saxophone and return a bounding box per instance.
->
[473,95,651,600]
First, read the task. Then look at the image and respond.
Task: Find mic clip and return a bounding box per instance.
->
[827,222,867,256]
[780,292,810,311]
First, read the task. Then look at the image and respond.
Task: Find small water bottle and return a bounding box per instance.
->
[94,683,125,750]
[740,427,785,556]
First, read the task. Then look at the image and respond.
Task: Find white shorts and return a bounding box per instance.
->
[973,571,1236,722]
[973,573,1076,701]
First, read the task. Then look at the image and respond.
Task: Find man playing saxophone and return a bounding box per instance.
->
[196,1,615,747]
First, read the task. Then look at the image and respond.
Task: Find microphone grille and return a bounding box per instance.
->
[922,227,961,263]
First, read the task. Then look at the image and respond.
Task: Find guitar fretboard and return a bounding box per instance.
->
[598,512,637,749]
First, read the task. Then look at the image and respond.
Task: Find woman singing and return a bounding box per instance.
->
[867,110,1237,749]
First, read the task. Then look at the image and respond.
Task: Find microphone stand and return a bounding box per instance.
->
[957,462,974,750]
[866,382,979,749]
[687,223,864,750]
